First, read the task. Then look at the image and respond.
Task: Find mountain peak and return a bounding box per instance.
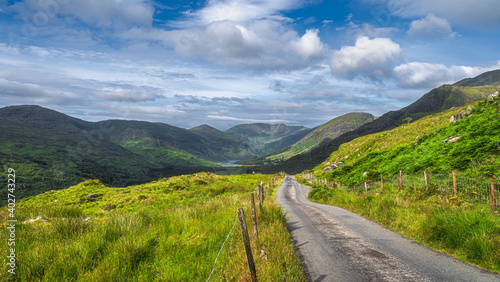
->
[0,105,94,130]
[190,124,221,133]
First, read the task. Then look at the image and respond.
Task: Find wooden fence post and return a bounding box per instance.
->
[258,184,264,212]
[237,208,258,282]
[364,182,368,192]
[399,170,402,188]
[397,174,401,190]
[251,193,258,244]
[425,169,429,190]
[381,175,384,190]
[453,171,457,197]
[492,179,496,212]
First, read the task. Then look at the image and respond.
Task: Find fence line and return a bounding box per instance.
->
[302,171,498,210]
[206,174,283,281]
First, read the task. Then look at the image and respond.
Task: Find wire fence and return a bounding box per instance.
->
[206,174,283,281]
[302,171,499,210]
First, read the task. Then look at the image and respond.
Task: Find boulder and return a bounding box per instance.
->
[443,134,462,143]
[486,91,499,104]
[323,162,344,172]
[449,108,471,123]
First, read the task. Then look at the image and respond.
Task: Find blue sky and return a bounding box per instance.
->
[0,0,499,130]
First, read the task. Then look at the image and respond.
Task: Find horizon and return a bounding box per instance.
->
[1,0,499,129]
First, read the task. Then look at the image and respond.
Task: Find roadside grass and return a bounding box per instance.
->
[298,175,500,273]
[0,173,306,281]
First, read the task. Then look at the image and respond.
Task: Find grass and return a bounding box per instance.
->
[0,173,306,281]
[298,174,500,273]
[314,94,500,185]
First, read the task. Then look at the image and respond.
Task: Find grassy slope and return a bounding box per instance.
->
[0,173,306,281]
[313,90,500,185]
[266,112,374,162]
[265,85,498,174]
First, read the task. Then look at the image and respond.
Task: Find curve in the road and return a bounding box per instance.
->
[276,175,500,282]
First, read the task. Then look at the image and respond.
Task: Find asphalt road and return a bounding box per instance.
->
[276,175,500,282]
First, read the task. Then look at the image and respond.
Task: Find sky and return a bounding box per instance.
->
[0,0,499,130]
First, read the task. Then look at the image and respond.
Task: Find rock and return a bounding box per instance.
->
[84,217,94,222]
[24,216,48,224]
[449,109,471,123]
[363,172,368,177]
[85,193,102,199]
[323,162,344,172]
[260,250,268,260]
[443,134,462,143]
[486,91,499,104]
[344,155,349,159]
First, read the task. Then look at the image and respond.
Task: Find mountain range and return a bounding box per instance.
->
[256,70,500,174]
[1,69,499,199]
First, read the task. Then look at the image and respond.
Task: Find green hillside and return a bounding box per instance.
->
[265,84,499,174]
[266,112,374,162]
[0,173,306,281]
[312,89,500,185]
[224,123,311,156]
[0,106,218,200]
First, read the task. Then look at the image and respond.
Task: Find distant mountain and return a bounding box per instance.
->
[224,123,311,156]
[257,128,314,157]
[262,84,499,174]
[0,106,167,199]
[264,112,374,162]
[188,124,257,160]
[0,106,237,199]
[0,105,313,199]
[453,69,500,87]
[98,120,254,162]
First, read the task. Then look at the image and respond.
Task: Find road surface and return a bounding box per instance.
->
[276,175,500,282]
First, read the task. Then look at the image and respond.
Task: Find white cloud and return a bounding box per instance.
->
[290,29,325,59]
[407,14,452,38]
[123,20,326,70]
[393,61,500,88]
[182,0,302,26]
[330,36,403,79]
[172,21,263,64]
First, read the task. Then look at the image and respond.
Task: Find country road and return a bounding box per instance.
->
[276,175,500,282]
